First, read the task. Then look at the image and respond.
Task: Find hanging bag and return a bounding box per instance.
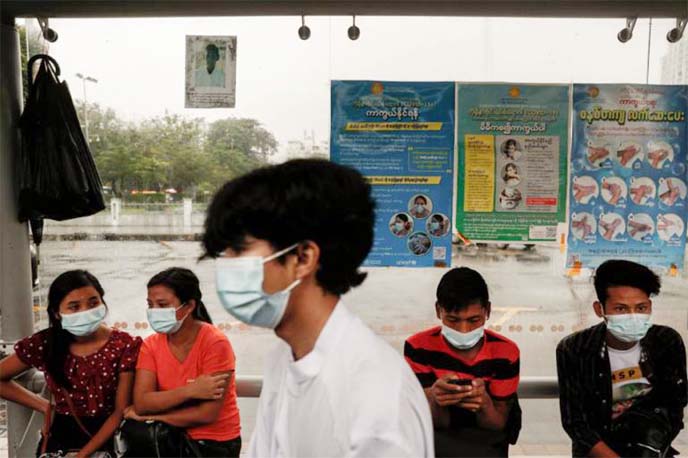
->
[18,54,105,223]
[38,389,112,458]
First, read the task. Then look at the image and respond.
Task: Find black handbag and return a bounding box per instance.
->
[115,419,201,458]
[610,406,674,457]
[18,54,106,224]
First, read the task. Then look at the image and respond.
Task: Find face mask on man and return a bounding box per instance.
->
[215,243,301,329]
[394,222,404,232]
[147,304,189,334]
[430,222,440,232]
[441,324,484,350]
[604,313,652,343]
[60,304,107,337]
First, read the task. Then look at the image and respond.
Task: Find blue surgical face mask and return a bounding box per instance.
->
[605,313,652,343]
[394,222,404,232]
[430,222,440,231]
[60,304,107,337]
[215,244,301,329]
[442,324,484,350]
[147,304,189,334]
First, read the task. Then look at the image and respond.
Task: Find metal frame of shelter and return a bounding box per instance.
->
[0,1,686,457]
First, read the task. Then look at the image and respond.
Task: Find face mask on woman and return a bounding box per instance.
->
[60,304,107,337]
[147,304,189,334]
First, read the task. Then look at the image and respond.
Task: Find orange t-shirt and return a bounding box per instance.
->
[136,322,241,441]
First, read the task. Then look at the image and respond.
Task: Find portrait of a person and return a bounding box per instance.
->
[409,195,432,219]
[194,43,225,88]
[502,139,522,161]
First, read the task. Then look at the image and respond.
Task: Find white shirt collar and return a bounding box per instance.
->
[286,301,351,389]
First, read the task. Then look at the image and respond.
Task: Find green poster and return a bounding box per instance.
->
[455,84,569,242]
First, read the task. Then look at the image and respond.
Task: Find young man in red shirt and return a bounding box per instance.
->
[405,267,521,457]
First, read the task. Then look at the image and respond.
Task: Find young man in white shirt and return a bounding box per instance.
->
[202,159,434,457]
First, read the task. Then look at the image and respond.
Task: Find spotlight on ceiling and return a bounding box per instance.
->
[617,17,637,43]
[298,15,311,40]
[37,17,58,42]
[667,18,687,43]
[348,15,360,40]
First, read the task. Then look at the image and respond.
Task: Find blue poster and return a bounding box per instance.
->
[331,81,455,267]
[567,84,688,271]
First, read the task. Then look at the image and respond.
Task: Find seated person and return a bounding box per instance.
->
[125,268,241,457]
[557,260,687,457]
[404,267,521,457]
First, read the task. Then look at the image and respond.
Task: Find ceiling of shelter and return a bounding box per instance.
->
[2,0,687,19]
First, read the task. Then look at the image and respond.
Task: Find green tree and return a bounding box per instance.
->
[18,24,44,102]
[203,118,276,190]
[70,103,278,197]
[206,118,278,162]
[139,114,207,197]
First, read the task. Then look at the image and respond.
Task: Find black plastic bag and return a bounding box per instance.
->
[18,54,105,223]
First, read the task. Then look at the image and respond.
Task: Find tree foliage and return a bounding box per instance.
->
[73,102,275,198]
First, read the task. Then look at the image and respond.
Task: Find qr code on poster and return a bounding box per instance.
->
[433,246,447,260]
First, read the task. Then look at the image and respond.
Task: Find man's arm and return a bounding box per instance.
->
[646,327,687,438]
[556,341,617,457]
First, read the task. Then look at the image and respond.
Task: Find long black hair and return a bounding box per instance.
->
[147,268,213,324]
[45,270,105,389]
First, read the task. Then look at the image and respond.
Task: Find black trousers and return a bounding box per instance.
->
[37,413,110,457]
[191,436,241,457]
[434,427,509,458]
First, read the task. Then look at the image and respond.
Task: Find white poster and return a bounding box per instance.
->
[185,35,236,108]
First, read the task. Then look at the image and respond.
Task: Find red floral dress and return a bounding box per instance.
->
[14,328,141,416]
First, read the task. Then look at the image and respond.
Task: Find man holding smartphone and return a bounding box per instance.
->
[404,267,521,457]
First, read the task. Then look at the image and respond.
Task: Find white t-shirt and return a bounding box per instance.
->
[248,302,434,458]
[608,343,653,419]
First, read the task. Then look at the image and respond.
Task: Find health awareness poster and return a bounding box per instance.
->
[455,84,569,242]
[567,84,688,270]
[331,81,455,267]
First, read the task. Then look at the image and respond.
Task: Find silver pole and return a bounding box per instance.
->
[82,77,89,142]
[0,18,37,458]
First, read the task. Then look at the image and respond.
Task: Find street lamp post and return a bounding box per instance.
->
[75,72,98,142]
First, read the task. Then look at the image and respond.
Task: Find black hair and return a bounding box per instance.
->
[414,195,428,205]
[397,213,409,222]
[147,268,213,324]
[505,139,517,147]
[45,270,105,389]
[431,214,443,223]
[436,267,489,312]
[594,259,661,307]
[206,44,220,59]
[202,159,375,295]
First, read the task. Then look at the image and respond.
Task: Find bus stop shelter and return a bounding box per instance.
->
[1,1,686,457]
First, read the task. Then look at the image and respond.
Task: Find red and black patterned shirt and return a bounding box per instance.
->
[404,326,520,400]
[14,329,142,417]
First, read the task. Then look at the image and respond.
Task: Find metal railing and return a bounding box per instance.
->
[0,341,560,399]
[234,375,559,398]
